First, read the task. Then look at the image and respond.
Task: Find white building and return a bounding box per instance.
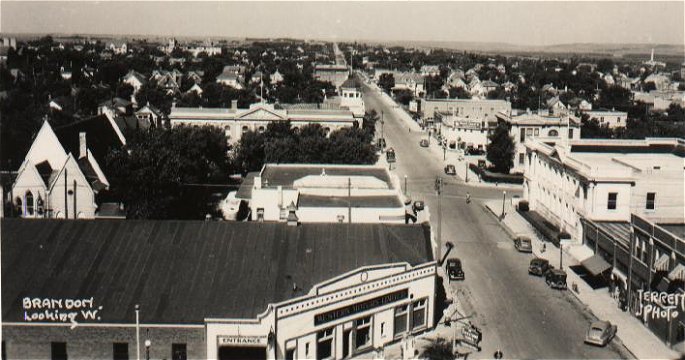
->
[420,98,511,122]
[338,77,365,118]
[523,138,685,243]
[238,164,408,224]
[498,110,581,173]
[435,113,490,151]
[583,110,628,129]
[169,102,356,144]
[122,70,147,93]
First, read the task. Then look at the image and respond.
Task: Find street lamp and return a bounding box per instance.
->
[381,111,385,152]
[145,330,151,360]
[404,175,408,196]
[501,191,507,219]
[465,162,469,183]
[135,305,140,360]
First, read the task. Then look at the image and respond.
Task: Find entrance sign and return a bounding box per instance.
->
[314,289,408,325]
[218,335,268,347]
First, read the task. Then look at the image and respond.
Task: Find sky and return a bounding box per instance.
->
[1,1,683,46]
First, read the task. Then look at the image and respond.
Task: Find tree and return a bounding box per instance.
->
[449,86,471,99]
[116,83,134,100]
[420,337,455,360]
[580,114,614,139]
[378,73,395,93]
[486,122,515,174]
[362,110,379,137]
[106,126,232,219]
[394,89,414,106]
[643,82,657,92]
[667,104,685,122]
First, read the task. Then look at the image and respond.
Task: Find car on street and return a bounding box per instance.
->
[413,200,425,212]
[444,164,456,175]
[545,269,568,290]
[528,258,552,276]
[446,258,465,281]
[419,139,429,147]
[377,138,386,149]
[585,321,617,347]
[514,236,533,253]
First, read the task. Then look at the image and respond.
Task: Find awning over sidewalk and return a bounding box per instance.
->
[654,254,670,272]
[581,254,612,276]
[669,264,685,281]
[568,245,594,263]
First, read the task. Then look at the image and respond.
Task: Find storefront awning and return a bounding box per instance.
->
[568,245,594,263]
[669,264,685,281]
[581,254,611,276]
[654,254,670,272]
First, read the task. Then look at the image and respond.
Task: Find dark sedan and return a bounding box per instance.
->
[447,258,465,281]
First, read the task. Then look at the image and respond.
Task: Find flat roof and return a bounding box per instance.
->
[261,164,394,189]
[2,219,432,324]
[659,224,685,240]
[299,194,403,208]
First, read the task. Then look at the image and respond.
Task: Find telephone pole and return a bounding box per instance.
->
[435,176,443,262]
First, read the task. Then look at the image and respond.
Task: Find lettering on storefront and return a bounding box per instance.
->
[314,289,409,325]
[455,121,481,130]
[218,335,268,347]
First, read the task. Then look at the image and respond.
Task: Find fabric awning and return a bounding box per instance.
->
[581,254,612,276]
[568,245,594,263]
[654,254,670,272]
[669,264,685,281]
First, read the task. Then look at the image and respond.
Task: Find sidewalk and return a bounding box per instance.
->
[483,200,681,360]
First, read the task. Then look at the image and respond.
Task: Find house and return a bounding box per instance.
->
[271,69,284,84]
[338,77,365,118]
[481,80,499,93]
[9,115,125,219]
[122,70,147,93]
[98,97,133,117]
[420,65,440,77]
[48,96,71,113]
[251,71,264,84]
[2,219,436,360]
[644,73,671,91]
[313,64,349,88]
[502,81,516,93]
[186,83,203,96]
[546,97,568,115]
[215,72,244,89]
[169,102,355,144]
[135,102,165,128]
[59,66,72,80]
[582,110,628,129]
[392,72,425,98]
[185,70,204,85]
[107,40,128,55]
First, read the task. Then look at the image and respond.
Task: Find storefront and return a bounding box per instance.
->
[206,263,437,360]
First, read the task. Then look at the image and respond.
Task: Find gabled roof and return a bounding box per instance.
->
[54,114,126,168]
[1,219,433,323]
[123,70,147,84]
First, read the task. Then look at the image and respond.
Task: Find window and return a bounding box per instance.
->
[51,342,67,360]
[317,327,334,360]
[258,126,265,133]
[519,128,525,143]
[242,125,249,133]
[526,128,533,136]
[172,344,187,360]
[412,299,427,330]
[113,343,128,360]
[354,316,372,350]
[534,128,540,136]
[380,322,385,337]
[305,343,310,357]
[568,129,574,139]
[25,191,34,215]
[548,129,558,137]
[285,349,295,360]
[2,341,6,360]
[394,305,408,336]
[607,192,617,210]
[646,193,656,210]
[519,153,525,165]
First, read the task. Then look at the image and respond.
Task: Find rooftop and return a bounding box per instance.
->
[260,164,394,189]
[299,194,403,208]
[2,219,432,324]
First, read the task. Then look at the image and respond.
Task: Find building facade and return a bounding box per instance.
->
[169,102,356,144]
[523,138,685,243]
[583,110,628,129]
[419,99,511,122]
[2,219,436,360]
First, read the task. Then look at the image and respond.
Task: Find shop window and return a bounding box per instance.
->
[412,299,426,330]
[256,208,264,222]
[646,193,656,210]
[285,348,295,360]
[172,344,187,360]
[607,193,617,210]
[113,343,128,360]
[394,305,408,336]
[51,342,67,360]
[568,129,574,139]
[25,191,34,216]
[534,128,540,136]
[354,316,372,350]
[526,128,533,136]
[242,125,249,134]
[317,327,334,360]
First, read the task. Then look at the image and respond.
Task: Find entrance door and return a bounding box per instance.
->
[218,346,267,360]
[342,330,351,358]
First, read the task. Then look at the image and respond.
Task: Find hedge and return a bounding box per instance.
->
[469,163,524,184]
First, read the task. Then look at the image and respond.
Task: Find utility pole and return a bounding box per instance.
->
[465,162,469,183]
[64,168,68,219]
[435,176,443,263]
[135,304,140,360]
[404,175,408,196]
[348,177,352,224]
[73,179,77,219]
[381,111,385,152]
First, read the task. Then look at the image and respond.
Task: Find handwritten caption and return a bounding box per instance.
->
[635,290,685,321]
[23,297,103,329]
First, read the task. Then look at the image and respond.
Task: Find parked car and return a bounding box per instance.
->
[420,139,429,147]
[446,258,465,281]
[514,236,533,253]
[528,258,552,276]
[377,138,386,149]
[545,269,568,290]
[413,200,425,212]
[444,164,456,175]
[219,191,242,220]
[585,321,617,347]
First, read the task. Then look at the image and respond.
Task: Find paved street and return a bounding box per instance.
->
[362,83,631,359]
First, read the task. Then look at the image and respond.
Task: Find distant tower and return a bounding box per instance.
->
[650,48,655,62]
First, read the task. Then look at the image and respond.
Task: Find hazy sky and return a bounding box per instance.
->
[1,1,683,46]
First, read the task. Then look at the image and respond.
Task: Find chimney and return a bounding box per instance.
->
[231,100,238,109]
[79,132,87,159]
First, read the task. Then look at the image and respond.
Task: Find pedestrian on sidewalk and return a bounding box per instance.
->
[466,192,471,204]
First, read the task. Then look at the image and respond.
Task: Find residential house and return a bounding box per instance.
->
[98,97,133,117]
[271,69,284,85]
[420,65,440,77]
[135,102,165,128]
[314,64,349,88]
[107,40,128,55]
[547,97,569,115]
[481,80,499,94]
[122,70,147,93]
[392,72,425,98]
[583,110,628,129]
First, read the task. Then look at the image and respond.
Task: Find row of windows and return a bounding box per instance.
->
[606,192,656,210]
[31,342,188,360]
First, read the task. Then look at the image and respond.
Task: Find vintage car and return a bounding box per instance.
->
[585,321,617,347]
[446,258,465,281]
[528,258,552,276]
[444,164,456,175]
[413,200,425,212]
[545,269,567,290]
[419,139,429,147]
[514,236,533,253]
